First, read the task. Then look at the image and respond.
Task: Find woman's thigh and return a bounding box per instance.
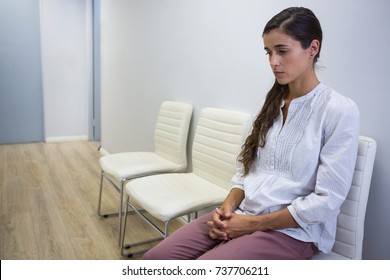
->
[197,230,315,260]
[143,212,219,260]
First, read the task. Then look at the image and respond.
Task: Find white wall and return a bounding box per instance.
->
[100,0,390,259]
[40,0,92,142]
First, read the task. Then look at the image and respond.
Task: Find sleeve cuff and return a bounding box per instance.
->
[230,184,244,191]
[287,205,308,230]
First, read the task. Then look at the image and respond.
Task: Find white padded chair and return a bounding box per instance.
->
[98,101,193,245]
[121,107,251,257]
[312,136,377,260]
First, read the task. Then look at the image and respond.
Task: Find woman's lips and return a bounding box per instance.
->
[274,71,284,77]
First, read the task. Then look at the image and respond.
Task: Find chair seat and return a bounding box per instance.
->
[126,173,229,221]
[100,152,181,179]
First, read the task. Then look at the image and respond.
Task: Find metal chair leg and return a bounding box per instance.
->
[121,197,165,258]
[121,196,130,257]
[98,171,121,217]
[97,171,104,217]
[118,179,126,246]
[97,171,128,246]
[164,220,172,238]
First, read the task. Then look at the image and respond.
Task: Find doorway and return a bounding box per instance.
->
[0,0,44,144]
[92,0,101,142]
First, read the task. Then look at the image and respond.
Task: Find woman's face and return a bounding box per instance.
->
[263,29,317,86]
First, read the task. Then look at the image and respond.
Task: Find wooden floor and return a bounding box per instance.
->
[0,141,183,260]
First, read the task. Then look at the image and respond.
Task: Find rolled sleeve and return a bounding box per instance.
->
[230,161,245,191]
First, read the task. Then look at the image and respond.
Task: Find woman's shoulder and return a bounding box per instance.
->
[318,84,359,114]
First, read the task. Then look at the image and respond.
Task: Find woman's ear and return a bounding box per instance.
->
[309,39,320,57]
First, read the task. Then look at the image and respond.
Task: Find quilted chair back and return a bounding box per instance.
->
[154,101,193,170]
[191,108,251,189]
[333,136,376,259]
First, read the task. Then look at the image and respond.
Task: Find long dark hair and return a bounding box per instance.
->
[238,7,323,176]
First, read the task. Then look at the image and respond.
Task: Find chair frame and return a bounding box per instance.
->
[120,107,251,257]
[121,197,216,257]
[97,171,159,245]
[120,200,171,257]
[97,101,193,246]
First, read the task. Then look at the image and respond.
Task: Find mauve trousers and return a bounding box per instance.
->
[143,212,316,260]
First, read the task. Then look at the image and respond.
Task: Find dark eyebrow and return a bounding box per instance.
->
[264,44,289,50]
[275,44,289,48]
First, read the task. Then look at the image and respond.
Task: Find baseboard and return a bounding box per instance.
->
[45,135,88,143]
[98,147,110,156]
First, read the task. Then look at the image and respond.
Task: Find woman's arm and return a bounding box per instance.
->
[220,208,299,239]
[207,188,299,239]
[207,188,245,240]
[220,187,245,214]
[208,205,299,240]
[289,97,360,228]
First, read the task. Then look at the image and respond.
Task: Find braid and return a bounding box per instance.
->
[238,82,288,175]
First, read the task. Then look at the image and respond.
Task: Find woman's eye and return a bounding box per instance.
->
[278,50,287,55]
[265,51,271,56]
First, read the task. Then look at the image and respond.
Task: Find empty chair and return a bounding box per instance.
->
[121,107,251,257]
[312,136,377,259]
[98,101,193,245]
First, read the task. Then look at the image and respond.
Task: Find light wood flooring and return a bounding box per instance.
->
[0,141,183,260]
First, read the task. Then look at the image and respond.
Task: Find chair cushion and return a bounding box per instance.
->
[126,173,229,221]
[99,152,182,179]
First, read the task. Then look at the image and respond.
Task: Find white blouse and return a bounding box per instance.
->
[231,83,360,253]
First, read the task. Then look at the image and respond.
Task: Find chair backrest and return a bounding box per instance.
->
[331,136,377,259]
[154,101,193,170]
[191,107,251,189]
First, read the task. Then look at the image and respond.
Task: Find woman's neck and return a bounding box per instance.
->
[287,73,320,101]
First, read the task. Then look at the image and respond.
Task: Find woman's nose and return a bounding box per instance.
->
[270,55,280,66]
